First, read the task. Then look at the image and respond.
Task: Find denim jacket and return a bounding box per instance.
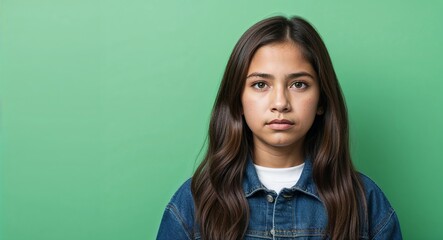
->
[157,158,402,239]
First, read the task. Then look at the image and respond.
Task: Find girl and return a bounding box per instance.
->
[157,16,402,240]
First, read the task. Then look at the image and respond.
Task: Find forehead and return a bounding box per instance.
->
[247,42,314,75]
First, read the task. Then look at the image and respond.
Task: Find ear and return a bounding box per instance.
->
[316,106,324,115]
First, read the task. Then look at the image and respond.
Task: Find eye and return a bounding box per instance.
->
[291,81,307,89]
[252,82,268,90]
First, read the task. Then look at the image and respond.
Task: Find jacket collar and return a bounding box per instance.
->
[242,155,321,201]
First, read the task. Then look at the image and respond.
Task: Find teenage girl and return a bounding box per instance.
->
[157,16,402,240]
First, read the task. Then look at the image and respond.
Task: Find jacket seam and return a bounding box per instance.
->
[166,203,192,240]
[370,208,395,240]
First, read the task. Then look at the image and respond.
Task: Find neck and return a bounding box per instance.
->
[252,140,305,168]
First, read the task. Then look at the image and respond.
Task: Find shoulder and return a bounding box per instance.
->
[358,173,402,239]
[157,178,196,239]
[166,178,195,224]
[358,173,392,207]
[169,178,194,205]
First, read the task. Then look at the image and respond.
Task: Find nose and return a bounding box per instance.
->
[271,87,291,113]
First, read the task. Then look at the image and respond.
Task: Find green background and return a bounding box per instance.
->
[1,0,442,239]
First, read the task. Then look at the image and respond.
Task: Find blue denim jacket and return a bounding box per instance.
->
[157,158,402,239]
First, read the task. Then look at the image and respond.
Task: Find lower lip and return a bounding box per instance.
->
[267,123,294,130]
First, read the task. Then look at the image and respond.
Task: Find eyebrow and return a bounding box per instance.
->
[246,72,315,81]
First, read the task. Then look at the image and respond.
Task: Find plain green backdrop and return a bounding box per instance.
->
[1,0,442,239]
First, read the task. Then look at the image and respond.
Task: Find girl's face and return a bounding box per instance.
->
[241,42,321,152]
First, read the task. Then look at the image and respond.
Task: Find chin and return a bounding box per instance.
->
[269,139,296,148]
[268,135,305,147]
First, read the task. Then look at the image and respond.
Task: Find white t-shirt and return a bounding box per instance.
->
[254,163,305,194]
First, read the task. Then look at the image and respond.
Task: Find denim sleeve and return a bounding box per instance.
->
[372,209,402,240]
[157,203,192,240]
[157,179,195,240]
[359,173,403,240]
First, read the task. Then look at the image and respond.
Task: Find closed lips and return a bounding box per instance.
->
[267,119,294,125]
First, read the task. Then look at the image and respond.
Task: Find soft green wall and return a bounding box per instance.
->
[1,1,442,239]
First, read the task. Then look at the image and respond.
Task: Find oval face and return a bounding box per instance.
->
[241,42,321,167]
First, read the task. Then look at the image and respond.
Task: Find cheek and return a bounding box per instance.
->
[242,99,257,119]
[298,96,320,119]
[241,97,264,128]
[242,95,263,114]
[308,97,320,113]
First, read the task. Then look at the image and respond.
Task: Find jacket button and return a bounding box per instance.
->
[266,194,274,203]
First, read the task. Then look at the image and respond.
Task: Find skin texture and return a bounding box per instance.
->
[241,42,322,168]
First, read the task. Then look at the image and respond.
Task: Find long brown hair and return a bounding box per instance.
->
[191,16,367,240]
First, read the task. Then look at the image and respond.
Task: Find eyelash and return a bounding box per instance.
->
[251,81,308,90]
[251,81,268,90]
[290,81,308,89]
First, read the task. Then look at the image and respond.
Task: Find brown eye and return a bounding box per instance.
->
[292,81,307,89]
[252,82,268,89]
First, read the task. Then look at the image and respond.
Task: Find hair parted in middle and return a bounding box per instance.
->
[191,15,367,240]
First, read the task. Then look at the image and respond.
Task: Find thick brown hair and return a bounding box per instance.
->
[191,16,367,240]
